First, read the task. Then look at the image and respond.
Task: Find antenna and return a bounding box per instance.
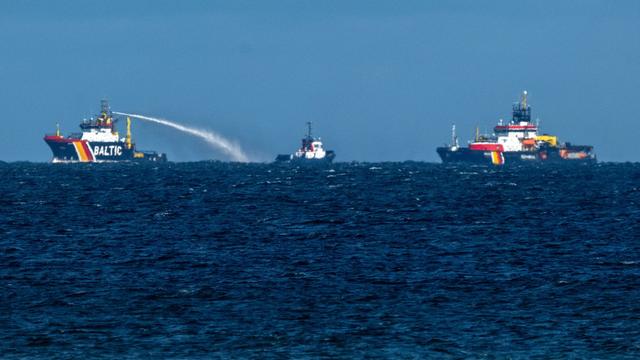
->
[306,121,312,138]
[522,90,528,109]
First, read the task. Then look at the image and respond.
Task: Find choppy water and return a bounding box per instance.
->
[2,162,640,358]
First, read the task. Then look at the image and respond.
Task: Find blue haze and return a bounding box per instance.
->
[0,0,638,162]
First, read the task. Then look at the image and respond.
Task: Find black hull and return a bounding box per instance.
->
[437,147,596,165]
[44,137,167,163]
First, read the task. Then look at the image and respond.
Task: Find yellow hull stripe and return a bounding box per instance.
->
[491,151,504,165]
[74,142,89,162]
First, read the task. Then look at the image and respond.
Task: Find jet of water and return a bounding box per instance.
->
[113,112,249,162]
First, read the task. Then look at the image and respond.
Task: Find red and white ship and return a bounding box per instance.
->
[437,91,596,165]
[44,100,167,163]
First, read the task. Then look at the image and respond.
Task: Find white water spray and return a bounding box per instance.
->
[113,112,249,162]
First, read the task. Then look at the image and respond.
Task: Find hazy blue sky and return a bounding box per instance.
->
[1,0,638,162]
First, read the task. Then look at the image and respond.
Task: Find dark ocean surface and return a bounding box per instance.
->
[2,162,640,358]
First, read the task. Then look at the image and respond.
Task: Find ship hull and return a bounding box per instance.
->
[275,151,336,164]
[44,136,167,163]
[437,146,596,165]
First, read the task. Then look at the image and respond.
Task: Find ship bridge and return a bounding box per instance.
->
[493,91,537,137]
[78,99,120,142]
[79,99,117,131]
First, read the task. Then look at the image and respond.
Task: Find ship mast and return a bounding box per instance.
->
[306,121,312,139]
[512,90,531,123]
[100,99,110,116]
[126,117,133,149]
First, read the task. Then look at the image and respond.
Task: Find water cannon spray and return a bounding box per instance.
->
[113,112,249,162]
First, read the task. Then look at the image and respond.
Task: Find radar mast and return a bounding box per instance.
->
[306,121,312,139]
[512,90,531,123]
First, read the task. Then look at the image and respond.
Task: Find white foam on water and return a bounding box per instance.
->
[113,112,249,162]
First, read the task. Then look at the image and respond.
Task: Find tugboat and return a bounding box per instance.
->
[275,122,336,163]
[44,100,167,163]
[437,91,596,165]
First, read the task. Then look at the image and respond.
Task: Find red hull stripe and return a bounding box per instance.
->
[469,143,504,152]
[80,141,94,161]
[494,125,537,131]
[44,136,76,143]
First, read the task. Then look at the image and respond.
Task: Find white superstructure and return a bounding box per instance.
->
[81,125,120,142]
[469,91,542,153]
[295,138,327,159]
[293,122,329,160]
[276,121,335,163]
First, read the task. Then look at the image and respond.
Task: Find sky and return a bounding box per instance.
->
[0,0,638,162]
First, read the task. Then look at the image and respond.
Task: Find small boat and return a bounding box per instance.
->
[275,122,335,164]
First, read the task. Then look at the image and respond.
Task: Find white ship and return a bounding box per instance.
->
[275,122,335,163]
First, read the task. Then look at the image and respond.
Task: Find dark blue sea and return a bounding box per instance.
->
[2,162,640,358]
